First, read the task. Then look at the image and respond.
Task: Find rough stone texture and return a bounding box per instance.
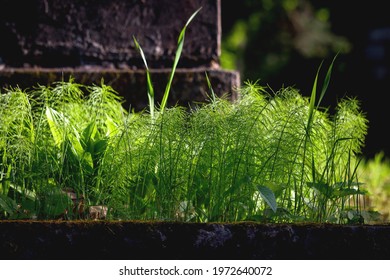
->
[1,221,390,260]
[0,0,220,68]
[0,0,239,107]
[0,67,239,110]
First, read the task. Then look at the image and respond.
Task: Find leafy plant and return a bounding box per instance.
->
[0,73,369,222]
[0,8,370,224]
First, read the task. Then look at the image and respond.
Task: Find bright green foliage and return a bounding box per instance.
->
[0,77,368,223]
[0,80,128,219]
[358,152,390,223]
[0,9,370,223]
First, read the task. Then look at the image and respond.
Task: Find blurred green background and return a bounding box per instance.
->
[220,0,390,160]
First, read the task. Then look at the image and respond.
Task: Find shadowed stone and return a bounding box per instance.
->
[0,67,239,110]
[1,221,390,260]
[0,0,239,106]
[0,0,220,68]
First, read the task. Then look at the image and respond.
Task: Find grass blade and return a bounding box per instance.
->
[307,55,337,135]
[317,53,338,109]
[205,71,216,103]
[133,36,155,119]
[307,60,323,133]
[160,7,202,113]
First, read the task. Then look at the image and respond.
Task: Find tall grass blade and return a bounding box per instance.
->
[307,55,337,137]
[133,36,155,119]
[160,7,202,113]
[317,53,338,109]
[307,61,323,134]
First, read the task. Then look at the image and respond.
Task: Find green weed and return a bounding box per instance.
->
[0,8,371,223]
[0,74,369,223]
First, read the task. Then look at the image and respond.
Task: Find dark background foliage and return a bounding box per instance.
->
[221,0,390,159]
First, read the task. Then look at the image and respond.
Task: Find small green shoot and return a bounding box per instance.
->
[205,72,217,103]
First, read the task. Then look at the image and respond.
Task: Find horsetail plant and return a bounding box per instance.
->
[0,70,370,222]
[0,8,372,223]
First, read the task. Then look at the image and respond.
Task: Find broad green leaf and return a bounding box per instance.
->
[105,117,119,137]
[81,122,97,151]
[45,107,64,148]
[93,138,108,156]
[68,133,85,160]
[257,185,277,213]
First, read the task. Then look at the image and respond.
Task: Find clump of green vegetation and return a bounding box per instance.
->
[358,152,390,223]
[0,73,370,223]
[0,8,373,224]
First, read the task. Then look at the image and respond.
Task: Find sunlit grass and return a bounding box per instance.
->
[0,76,370,223]
[0,8,377,224]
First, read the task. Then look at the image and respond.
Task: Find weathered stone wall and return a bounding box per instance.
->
[0,0,239,110]
[0,0,220,68]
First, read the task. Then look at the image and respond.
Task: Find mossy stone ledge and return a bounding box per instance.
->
[1,221,390,260]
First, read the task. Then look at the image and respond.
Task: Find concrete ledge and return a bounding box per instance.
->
[0,67,240,110]
[1,221,389,260]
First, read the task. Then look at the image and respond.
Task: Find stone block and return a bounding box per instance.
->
[0,0,220,68]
